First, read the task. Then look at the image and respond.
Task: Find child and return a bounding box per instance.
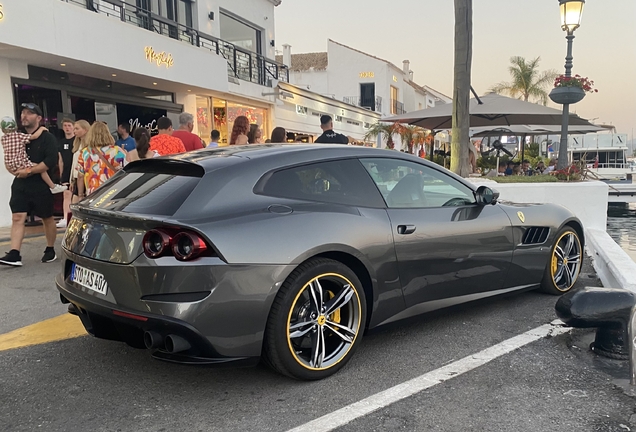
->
[1,116,66,194]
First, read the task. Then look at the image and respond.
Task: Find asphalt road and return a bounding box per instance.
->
[0,238,634,432]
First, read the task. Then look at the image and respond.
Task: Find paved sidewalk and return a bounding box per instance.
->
[0,219,66,243]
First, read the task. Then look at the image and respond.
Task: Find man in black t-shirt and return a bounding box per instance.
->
[314,115,349,144]
[0,103,60,266]
[56,118,75,229]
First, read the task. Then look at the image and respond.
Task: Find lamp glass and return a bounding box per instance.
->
[560,0,584,33]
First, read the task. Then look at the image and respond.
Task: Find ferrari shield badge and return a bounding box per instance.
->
[517,211,525,223]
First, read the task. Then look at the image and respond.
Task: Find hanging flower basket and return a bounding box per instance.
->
[550,74,597,105]
[549,86,586,105]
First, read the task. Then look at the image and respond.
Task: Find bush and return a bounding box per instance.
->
[490,175,559,183]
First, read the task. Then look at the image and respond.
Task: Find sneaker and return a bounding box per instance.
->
[50,184,68,194]
[0,250,23,267]
[41,247,57,263]
[56,218,67,229]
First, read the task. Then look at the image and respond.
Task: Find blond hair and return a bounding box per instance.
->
[84,122,115,150]
[72,120,90,153]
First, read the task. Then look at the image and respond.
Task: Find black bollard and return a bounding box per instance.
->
[555,287,636,362]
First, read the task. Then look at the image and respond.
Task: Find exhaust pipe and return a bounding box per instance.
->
[143,331,164,350]
[164,335,191,354]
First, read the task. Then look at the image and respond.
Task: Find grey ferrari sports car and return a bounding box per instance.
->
[56,144,583,380]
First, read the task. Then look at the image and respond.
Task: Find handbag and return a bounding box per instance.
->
[94,149,121,176]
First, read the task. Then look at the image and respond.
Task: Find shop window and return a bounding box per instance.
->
[220,12,262,54]
[227,102,267,144]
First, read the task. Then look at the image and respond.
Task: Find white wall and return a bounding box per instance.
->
[0,58,18,228]
[0,0,229,92]
[273,83,380,140]
[468,179,609,231]
[288,71,330,96]
[326,41,396,117]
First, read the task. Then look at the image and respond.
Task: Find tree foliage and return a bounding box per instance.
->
[489,56,558,105]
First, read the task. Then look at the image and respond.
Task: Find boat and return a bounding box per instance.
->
[565,133,634,180]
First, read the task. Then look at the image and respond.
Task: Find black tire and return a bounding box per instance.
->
[263,258,367,380]
[540,227,583,295]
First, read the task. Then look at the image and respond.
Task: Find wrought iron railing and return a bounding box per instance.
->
[391,99,406,115]
[62,0,289,87]
[342,96,382,112]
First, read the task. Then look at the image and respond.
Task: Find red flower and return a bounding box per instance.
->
[554,74,598,94]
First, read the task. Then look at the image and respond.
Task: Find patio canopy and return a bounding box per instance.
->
[383,93,597,130]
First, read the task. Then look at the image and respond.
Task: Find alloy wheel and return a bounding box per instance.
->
[551,231,582,291]
[286,273,362,370]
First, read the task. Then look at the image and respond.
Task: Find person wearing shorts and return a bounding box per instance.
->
[0,103,60,266]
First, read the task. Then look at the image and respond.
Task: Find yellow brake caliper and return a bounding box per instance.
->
[327,291,341,324]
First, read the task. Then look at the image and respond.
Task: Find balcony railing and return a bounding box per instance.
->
[391,99,406,115]
[342,96,382,112]
[61,0,289,87]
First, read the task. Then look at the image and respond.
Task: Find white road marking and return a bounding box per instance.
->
[287,320,572,432]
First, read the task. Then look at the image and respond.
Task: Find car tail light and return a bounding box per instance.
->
[143,229,172,258]
[143,228,214,261]
[172,232,207,261]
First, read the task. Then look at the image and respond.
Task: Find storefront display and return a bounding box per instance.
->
[196,97,268,145]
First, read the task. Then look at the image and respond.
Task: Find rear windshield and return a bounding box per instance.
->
[84,172,201,216]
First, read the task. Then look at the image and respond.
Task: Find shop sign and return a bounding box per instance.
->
[129,118,158,132]
[0,4,4,21]
[359,72,374,78]
[296,105,307,116]
[144,46,174,69]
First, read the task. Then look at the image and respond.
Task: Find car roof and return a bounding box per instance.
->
[168,144,393,168]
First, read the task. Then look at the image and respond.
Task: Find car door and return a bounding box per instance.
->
[359,157,514,308]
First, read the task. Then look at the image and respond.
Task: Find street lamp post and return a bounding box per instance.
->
[553,0,585,170]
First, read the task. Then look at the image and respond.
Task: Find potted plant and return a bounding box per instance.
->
[549,74,598,105]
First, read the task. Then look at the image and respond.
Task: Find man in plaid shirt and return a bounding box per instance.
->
[0,104,65,266]
[1,116,66,194]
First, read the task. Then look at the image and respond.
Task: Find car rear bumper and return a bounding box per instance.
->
[55,248,294,362]
[57,278,259,367]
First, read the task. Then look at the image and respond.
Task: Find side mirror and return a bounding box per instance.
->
[475,186,499,206]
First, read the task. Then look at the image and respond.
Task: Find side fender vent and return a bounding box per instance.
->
[522,227,550,245]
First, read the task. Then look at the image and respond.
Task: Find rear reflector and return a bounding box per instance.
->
[112,310,149,322]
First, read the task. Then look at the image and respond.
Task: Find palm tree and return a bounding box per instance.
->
[396,125,429,154]
[489,56,558,105]
[450,0,473,177]
[364,122,399,149]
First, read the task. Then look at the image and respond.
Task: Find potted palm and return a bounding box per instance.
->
[549,74,597,105]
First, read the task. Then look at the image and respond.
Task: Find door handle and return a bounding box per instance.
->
[397,225,416,235]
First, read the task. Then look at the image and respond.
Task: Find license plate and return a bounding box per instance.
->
[71,263,108,295]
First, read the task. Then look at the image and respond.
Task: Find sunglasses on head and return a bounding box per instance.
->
[21,103,37,110]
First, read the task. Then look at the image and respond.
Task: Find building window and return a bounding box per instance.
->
[137,0,192,27]
[390,86,399,114]
[220,12,262,54]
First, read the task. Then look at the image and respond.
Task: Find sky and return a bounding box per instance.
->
[275,0,636,141]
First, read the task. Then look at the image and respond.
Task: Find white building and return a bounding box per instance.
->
[277,40,452,119]
[273,81,381,142]
[0,0,381,227]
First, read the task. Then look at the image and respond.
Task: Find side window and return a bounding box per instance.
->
[360,158,475,208]
[259,159,385,208]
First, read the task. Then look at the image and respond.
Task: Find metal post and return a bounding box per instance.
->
[557,33,575,170]
[630,305,636,386]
